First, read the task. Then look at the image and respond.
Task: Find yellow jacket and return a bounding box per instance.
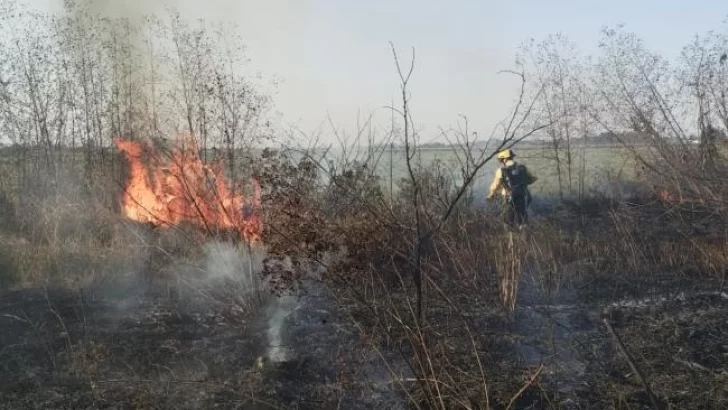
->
[487,160,537,200]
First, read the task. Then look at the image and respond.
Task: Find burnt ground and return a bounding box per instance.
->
[472,272,728,409]
[0,284,269,409]
[341,260,728,409]
[0,277,409,410]
[1,268,728,409]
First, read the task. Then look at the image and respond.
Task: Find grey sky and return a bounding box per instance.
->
[20,0,728,142]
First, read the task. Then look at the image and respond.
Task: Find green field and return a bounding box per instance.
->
[364,145,640,200]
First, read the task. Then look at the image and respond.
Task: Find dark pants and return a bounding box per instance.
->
[502,193,529,228]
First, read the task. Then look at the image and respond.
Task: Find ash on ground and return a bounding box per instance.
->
[0,273,410,409]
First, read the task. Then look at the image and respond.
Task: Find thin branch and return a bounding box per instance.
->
[506,364,544,410]
[603,315,663,410]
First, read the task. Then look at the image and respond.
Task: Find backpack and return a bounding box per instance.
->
[502,164,528,199]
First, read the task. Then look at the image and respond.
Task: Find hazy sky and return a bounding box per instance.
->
[19,0,728,142]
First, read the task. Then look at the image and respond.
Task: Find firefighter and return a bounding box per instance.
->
[486,149,537,228]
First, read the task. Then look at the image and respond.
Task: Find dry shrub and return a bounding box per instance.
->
[0,167,176,289]
[253,150,415,292]
[0,182,130,288]
[255,152,330,254]
[2,222,146,289]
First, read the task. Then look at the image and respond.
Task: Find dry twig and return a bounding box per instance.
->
[603,315,663,410]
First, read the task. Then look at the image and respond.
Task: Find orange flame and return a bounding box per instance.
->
[658,189,681,204]
[114,137,262,244]
[657,189,705,206]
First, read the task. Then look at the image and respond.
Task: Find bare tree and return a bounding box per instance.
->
[167,14,274,186]
[680,31,728,167]
[520,34,592,199]
[577,24,728,211]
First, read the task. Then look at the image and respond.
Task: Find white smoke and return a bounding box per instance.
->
[201,242,296,364]
[264,294,297,363]
[202,241,266,291]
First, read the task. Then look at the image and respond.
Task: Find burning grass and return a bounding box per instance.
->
[114,137,262,244]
